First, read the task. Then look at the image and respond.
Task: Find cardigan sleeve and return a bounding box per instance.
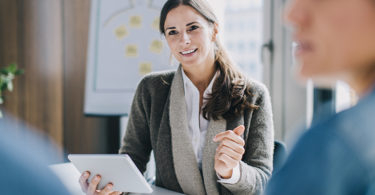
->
[221,82,274,195]
[118,78,152,174]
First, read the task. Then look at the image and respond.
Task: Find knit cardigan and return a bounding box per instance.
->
[119,66,274,195]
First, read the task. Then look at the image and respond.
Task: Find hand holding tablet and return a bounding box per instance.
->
[68,154,153,194]
[79,171,122,195]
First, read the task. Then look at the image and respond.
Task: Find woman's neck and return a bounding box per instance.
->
[346,67,375,97]
[183,63,216,93]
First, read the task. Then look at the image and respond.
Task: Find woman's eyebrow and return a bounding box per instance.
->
[186,21,198,26]
[165,26,176,31]
[165,21,198,31]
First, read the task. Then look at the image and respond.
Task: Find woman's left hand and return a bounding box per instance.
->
[213,125,245,179]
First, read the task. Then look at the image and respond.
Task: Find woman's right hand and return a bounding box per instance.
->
[79,171,122,195]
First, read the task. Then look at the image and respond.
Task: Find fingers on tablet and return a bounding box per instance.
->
[79,171,90,192]
[100,183,113,194]
[87,175,101,194]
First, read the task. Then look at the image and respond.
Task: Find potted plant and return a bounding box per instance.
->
[0,63,24,117]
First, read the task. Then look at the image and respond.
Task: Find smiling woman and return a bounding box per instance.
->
[79,0,274,195]
[163,5,216,79]
[160,1,260,121]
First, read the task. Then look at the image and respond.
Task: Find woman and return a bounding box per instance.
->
[79,0,274,194]
[266,0,375,194]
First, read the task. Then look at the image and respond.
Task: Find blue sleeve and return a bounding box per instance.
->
[265,126,368,195]
[1,151,70,195]
[0,114,71,195]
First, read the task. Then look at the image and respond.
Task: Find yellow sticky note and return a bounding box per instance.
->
[139,62,152,75]
[149,40,163,54]
[125,44,138,57]
[114,24,128,40]
[129,15,142,28]
[152,17,160,30]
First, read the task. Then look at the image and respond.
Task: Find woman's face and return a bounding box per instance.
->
[285,0,375,80]
[164,5,217,70]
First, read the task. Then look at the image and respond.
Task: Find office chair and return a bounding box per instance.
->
[273,140,287,174]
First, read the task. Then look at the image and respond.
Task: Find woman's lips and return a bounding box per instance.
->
[180,48,198,57]
[295,41,314,56]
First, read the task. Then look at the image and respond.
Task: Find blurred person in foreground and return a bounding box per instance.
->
[0,113,70,194]
[266,0,375,194]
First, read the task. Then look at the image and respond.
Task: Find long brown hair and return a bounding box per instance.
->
[160,0,258,120]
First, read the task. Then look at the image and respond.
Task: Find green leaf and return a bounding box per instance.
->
[7,64,17,73]
[0,83,6,91]
[15,69,24,75]
[0,69,7,75]
[0,63,23,107]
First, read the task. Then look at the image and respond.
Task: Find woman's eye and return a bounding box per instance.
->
[188,25,199,31]
[168,30,178,35]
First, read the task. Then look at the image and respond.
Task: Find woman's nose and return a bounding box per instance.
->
[181,32,191,45]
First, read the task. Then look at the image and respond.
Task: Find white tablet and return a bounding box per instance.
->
[68,154,153,193]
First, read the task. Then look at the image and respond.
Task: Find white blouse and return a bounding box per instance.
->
[181,70,240,184]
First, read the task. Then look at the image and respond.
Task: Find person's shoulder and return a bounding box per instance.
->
[298,96,375,173]
[245,78,270,104]
[319,91,375,165]
[247,79,268,94]
[137,69,176,91]
[267,92,375,195]
[0,114,70,194]
[142,69,176,80]
[266,122,366,195]
[321,90,375,143]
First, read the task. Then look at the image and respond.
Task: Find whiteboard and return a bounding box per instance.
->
[84,0,174,116]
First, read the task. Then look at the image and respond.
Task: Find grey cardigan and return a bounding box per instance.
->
[119,66,274,195]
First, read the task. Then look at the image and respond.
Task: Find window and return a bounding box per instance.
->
[336,81,357,113]
[209,0,264,81]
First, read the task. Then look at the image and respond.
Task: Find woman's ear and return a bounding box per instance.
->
[211,23,219,42]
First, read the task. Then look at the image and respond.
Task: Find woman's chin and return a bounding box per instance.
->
[295,64,338,87]
[311,77,338,88]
